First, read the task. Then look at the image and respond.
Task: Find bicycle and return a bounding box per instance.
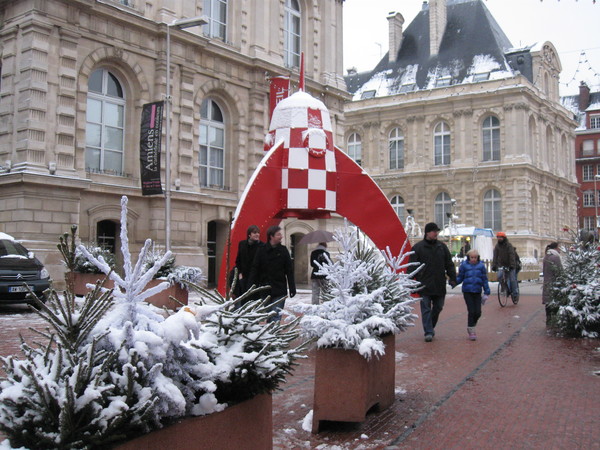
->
[496,266,518,307]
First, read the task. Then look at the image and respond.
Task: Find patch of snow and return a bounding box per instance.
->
[301,409,313,432]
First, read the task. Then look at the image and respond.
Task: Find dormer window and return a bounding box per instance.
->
[473,72,490,82]
[360,90,376,100]
[436,76,451,87]
[399,83,416,93]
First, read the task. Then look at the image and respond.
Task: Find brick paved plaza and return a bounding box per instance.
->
[0,282,598,449]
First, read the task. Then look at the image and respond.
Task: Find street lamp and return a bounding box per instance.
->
[165,16,208,252]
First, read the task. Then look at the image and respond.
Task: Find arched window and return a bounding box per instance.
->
[483,189,502,230]
[390,195,405,222]
[347,133,362,166]
[433,121,450,166]
[200,99,225,189]
[435,192,452,227]
[482,116,500,161]
[284,0,301,68]
[203,0,227,40]
[389,128,404,169]
[86,69,125,174]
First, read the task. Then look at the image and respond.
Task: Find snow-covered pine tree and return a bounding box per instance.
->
[294,222,420,359]
[548,231,600,338]
[0,225,159,449]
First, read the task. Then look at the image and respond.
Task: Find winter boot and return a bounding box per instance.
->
[467,327,477,341]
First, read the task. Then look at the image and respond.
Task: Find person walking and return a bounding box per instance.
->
[234,225,263,302]
[491,231,519,302]
[456,249,490,341]
[310,242,330,305]
[542,242,562,325]
[249,225,296,321]
[409,222,457,342]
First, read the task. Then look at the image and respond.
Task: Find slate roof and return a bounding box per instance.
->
[345,0,527,98]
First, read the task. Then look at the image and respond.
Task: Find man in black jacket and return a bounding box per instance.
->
[409,222,457,342]
[249,225,296,321]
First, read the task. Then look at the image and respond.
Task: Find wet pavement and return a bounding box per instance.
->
[0,282,598,449]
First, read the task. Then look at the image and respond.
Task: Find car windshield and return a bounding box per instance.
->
[0,239,30,258]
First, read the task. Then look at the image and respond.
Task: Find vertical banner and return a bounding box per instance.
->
[269,76,290,122]
[140,101,164,195]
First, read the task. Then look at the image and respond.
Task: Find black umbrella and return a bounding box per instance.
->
[298,230,335,245]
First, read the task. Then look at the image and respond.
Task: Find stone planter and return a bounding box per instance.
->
[68,272,114,296]
[311,333,395,433]
[114,393,272,450]
[144,279,188,309]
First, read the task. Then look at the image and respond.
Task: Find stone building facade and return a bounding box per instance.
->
[0,0,347,285]
[344,0,578,259]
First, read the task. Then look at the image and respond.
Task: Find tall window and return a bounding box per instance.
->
[582,139,594,156]
[434,192,452,227]
[284,0,301,68]
[583,191,595,207]
[389,128,404,169]
[482,116,500,161]
[203,0,227,40]
[483,189,502,230]
[347,133,362,166]
[86,69,125,175]
[583,216,596,230]
[434,121,451,165]
[590,114,600,129]
[583,164,594,181]
[200,99,225,189]
[390,195,405,222]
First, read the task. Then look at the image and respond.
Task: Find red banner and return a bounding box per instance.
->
[269,76,290,122]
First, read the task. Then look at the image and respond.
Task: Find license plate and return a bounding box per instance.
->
[9,286,29,293]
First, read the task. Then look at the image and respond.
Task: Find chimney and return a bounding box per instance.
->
[579,81,591,111]
[429,0,447,56]
[387,12,405,64]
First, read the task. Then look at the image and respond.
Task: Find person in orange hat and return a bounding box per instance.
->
[491,232,519,302]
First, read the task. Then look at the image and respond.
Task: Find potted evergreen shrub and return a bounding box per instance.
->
[293,222,421,433]
[59,225,116,296]
[0,196,305,450]
[141,245,203,309]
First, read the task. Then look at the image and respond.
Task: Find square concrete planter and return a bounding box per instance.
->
[114,393,272,450]
[143,279,188,309]
[312,333,396,433]
[68,272,114,296]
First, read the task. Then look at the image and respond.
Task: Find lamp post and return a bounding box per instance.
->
[165,16,208,252]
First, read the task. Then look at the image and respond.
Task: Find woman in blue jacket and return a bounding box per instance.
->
[456,249,490,341]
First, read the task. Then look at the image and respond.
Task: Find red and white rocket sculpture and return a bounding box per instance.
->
[217,57,409,294]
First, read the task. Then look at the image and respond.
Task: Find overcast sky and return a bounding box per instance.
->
[343,0,600,96]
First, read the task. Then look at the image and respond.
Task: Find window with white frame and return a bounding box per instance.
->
[284,0,301,68]
[199,99,225,189]
[583,216,596,230]
[583,164,594,181]
[434,121,451,165]
[483,189,502,230]
[347,133,362,166]
[597,164,600,176]
[86,69,125,175]
[203,0,227,40]
[390,195,405,222]
[583,191,595,207]
[582,139,594,156]
[590,114,600,129]
[434,192,452,227]
[389,128,404,169]
[482,115,500,161]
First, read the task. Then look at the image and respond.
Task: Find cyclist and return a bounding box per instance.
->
[491,231,519,302]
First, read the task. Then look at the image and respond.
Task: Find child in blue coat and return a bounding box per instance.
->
[456,249,490,340]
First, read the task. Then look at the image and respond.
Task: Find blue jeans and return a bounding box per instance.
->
[420,295,445,336]
[266,295,286,322]
[498,268,519,297]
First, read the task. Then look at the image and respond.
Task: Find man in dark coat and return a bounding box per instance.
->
[491,231,519,301]
[409,222,457,342]
[310,242,330,305]
[249,225,296,321]
[234,224,263,302]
